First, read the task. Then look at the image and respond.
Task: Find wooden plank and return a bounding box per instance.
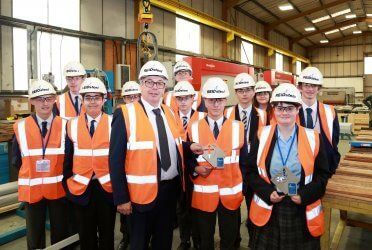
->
[331,219,346,250]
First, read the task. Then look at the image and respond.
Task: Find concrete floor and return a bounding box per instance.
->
[1,139,372,249]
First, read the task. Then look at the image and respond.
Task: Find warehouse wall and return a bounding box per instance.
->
[0,0,135,91]
[309,34,372,97]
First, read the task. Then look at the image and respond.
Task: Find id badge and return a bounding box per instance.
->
[216,157,224,169]
[36,159,51,172]
[288,182,297,196]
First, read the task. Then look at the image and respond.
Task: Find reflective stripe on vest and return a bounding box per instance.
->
[59,93,66,118]
[17,119,67,157]
[165,92,173,106]
[256,108,266,126]
[253,194,272,210]
[126,175,157,184]
[225,107,234,119]
[18,175,64,186]
[320,103,334,143]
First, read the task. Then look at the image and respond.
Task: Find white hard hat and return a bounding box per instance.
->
[298,66,323,86]
[255,81,272,93]
[234,73,255,89]
[173,81,195,97]
[202,77,229,98]
[270,83,301,104]
[174,61,192,75]
[139,60,169,80]
[121,81,141,96]
[63,61,86,77]
[79,77,107,95]
[29,79,56,99]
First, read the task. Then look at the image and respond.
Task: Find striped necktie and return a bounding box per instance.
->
[241,110,248,130]
[182,116,188,130]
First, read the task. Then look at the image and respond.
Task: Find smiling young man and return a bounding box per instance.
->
[54,61,86,119]
[297,66,340,174]
[186,77,248,250]
[12,80,69,249]
[63,77,115,250]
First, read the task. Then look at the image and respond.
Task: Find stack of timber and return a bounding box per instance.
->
[356,129,372,141]
[0,182,19,214]
[0,120,14,142]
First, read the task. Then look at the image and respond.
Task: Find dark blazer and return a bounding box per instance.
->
[109,101,191,212]
[247,125,331,207]
[298,101,340,174]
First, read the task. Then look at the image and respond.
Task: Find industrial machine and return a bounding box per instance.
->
[318,87,355,105]
[183,57,254,106]
[263,69,295,86]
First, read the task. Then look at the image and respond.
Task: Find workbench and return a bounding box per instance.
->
[321,150,372,249]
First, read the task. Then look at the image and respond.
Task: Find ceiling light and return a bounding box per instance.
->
[345,14,356,19]
[279,3,293,11]
[320,39,329,43]
[312,15,330,23]
[324,29,339,35]
[331,9,351,18]
[340,24,357,30]
[304,27,316,32]
[353,30,362,34]
[369,25,372,28]
[367,14,372,17]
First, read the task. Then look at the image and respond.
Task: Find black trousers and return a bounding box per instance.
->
[177,190,200,246]
[120,214,130,242]
[193,203,240,250]
[74,181,116,250]
[25,198,69,250]
[130,177,179,250]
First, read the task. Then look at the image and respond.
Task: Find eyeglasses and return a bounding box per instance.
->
[301,83,319,89]
[84,95,103,103]
[124,94,140,101]
[274,106,297,113]
[176,70,191,76]
[175,95,193,102]
[143,80,166,89]
[205,98,226,105]
[34,96,56,103]
[236,88,254,94]
[66,76,84,82]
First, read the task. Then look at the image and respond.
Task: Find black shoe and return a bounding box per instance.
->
[177,241,191,250]
[117,239,129,250]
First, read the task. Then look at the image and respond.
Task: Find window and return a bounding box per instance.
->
[176,17,200,54]
[276,52,283,72]
[12,0,80,90]
[175,54,186,62]
[365,57,372,74]
[241,41,253,65]
[296,61,302,75]
[37,32,80,90]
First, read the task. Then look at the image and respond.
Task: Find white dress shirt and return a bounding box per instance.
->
[36,113,54,130]
[179,109,192,121]
[302,100,320,132]
[86,112,102,130]
[207,116,224,133]
[141,98,178,180]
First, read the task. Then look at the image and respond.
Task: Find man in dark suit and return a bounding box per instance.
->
[109,60,202,250]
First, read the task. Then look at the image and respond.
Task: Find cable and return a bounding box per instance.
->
[29,26,36,79]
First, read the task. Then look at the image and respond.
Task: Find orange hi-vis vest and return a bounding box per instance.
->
[66,113,113,196]
[164,91,202,112]
[121,102,184,204]
[14,116,66,203]
[177,111,206,139]
[249,125,325,237]
[296,102,335,146]
[56,92,85,120]
[225,106,267,129]
[188,118,244,212]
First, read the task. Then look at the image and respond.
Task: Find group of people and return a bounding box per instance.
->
[12,59,340,250]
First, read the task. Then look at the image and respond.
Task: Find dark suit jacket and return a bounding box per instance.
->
[298,101,340,174]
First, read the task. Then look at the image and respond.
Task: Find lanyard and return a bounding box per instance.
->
[40,118,54,159]
[276,125,297,167]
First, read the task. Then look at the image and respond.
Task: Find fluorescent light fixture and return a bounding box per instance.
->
[320,39,329,43]
[367,14,372,17]
[305,27,316,31]
[353,30,362,34]
[369,25,372,28]
[324,29,339,35]
[312,15,330,23]
[345,14,356,19]
[279,3,293,11]
[340,24,357,30]
[331,8,351,18]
